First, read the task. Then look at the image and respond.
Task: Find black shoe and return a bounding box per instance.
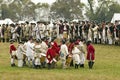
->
[11,63,16,67]
[38,65,41,69]
[75,64,78,69]
[70,60,74,67]
[23,61,26,66]
[11,64,14,67]
[80,64,84,68]
[34,65,37,69]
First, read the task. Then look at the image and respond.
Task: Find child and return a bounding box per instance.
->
[9,39,17,67]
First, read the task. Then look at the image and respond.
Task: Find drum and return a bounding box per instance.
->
[40,53,46,63]
[65,55,72,66]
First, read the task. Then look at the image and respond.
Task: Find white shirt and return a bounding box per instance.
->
[17,44,25,59]
[25,41,34,56]
[60,44,69,57]
[72,47,80,64]
[40,41,48,54]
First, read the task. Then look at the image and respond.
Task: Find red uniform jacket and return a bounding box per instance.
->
[87,44,95,60]
[9,44,16,54]
[46,48,55,63]
[51,41,60,55]
[68,43,74,54]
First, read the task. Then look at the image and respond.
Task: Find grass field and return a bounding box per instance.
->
[0,43,120,80]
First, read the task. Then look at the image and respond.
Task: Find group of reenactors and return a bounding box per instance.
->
[9,35,95,69]
[0,20,120,45]
[1,19,120,69]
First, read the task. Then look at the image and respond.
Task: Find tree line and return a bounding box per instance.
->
[0,0,120,22]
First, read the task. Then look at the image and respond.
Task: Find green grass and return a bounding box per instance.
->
[0,43,120,80]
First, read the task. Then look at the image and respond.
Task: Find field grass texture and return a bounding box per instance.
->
[0,43,120,80]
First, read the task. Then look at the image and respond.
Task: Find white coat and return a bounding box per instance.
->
[72,47,80,65]
[60,44,69,60]
[17,44,25,60]
[25,41,34,57]
[40,41,48,54]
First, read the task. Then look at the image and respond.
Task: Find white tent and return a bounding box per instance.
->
[18,21,25,24]
[0,20,5,25]
[111,13,120,23]
[72,19,79,23]
[29,20,36,24]
[4,18,14,24]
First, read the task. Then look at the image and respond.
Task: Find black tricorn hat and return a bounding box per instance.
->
[86,40,92,46]
[9,39,15,42]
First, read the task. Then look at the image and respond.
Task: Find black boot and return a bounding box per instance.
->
[7,38,9,42]
[70,60,74,67]
[75,64,78,69]
[42,62,46,68]
[88,61,92,69]
[52,62,55,69]
[23,60,26,66]
[32,60,35,68]
[76,64,78,69]
[80,64,84,68]
[75,64,77,69]
[38,65,41,69]
[88,61,94,69]
[11,64,14,67]
[11,63,16,67]
[99,39,101,44]
[34,65,37,69]
[95,38,97,44]
[48,63,51,70]
[91,62,94,69]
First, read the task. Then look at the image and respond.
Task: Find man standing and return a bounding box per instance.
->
[9,39,17,66]
[25,36,35,67]
[78,39,86,68]
[86,41,95,69]
[60,39,69,69]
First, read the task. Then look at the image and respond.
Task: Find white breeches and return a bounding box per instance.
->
[73,54,80,65]
[79,53,85,64]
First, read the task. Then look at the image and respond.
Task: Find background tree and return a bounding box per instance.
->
[0,0,48,21]
[85,0,120,23]
[51,0,84,20]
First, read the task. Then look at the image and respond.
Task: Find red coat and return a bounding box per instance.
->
[87,44,95,60]
[51,41,60,55]
[46,48,55,63]
[68,43,74,53]
[9,44,16,54]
